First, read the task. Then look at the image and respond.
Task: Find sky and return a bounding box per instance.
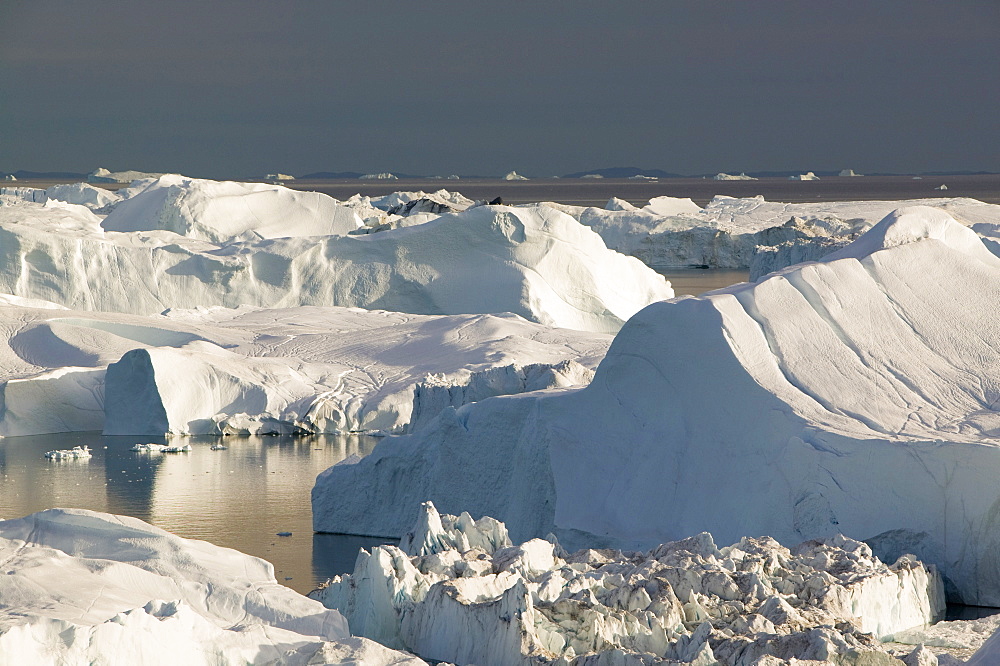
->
[2,1,998,178]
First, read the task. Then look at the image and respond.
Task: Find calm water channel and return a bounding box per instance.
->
[0,432,395,594]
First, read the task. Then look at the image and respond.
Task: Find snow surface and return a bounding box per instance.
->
[101,175,364,241]
[312,206,1000,606]
[312,502,943,665]
[0,195,670,332]
[0,299,610,436]
[0,508,430,665]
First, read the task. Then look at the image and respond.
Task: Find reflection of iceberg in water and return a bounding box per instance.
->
[0,433,111,517]
[0,432,377,594]
[142,434,378,591]
[313,532,398,586]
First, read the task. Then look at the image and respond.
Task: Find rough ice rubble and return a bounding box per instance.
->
[312,206,1000,606]
[0,299,610,436]
[0,508,428,665]
[311,502,943,666]
[0,195,670,332]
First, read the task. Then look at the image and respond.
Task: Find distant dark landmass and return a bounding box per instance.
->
[562,167,684,179]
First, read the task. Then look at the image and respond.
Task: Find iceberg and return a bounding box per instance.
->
[789,171,820,181]
[0,508,427,665]
[713,172,757,180]
[504,170,529,181]
[0,298,611,436]
[88,167,166,183]
[311,502,943,665]
[0,197,670,333]
[312,206,1000,606]
[45,182,122,210]
[552,194,1000,271]
[101,174,364,241]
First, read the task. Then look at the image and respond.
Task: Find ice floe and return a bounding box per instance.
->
[312,206,1000,606]
[311,501,944,665]
[0,508,427,665]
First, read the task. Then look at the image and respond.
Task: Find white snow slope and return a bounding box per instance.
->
[313,206,1000,607]
[0,195,671,333]
[101,175,364,241]
[0,508,427,665]
[0,300,610,436]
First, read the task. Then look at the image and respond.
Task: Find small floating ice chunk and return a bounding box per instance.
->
[131,443,168,452]
[161,444,192,453]
[44,445,92,459]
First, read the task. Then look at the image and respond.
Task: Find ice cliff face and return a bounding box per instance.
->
[311,502,944,666]
[0,195,671,333]
[0,508,428,665]
[312,206,1000,606]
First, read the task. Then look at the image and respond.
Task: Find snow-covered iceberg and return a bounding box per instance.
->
[312,206,1000,606]
[1,182,121,210]
[88,166,166,183]
[101,174,364,241]
[713,172,757,180]
[0,299,611,436]
[550,194,1000,271]
[311,502,943,665]
[0,197,670,332]
[0,508,427,665]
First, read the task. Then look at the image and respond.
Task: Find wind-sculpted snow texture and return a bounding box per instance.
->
[311,502,944,666]
[101,175,364,241]
[0,300,610,436]
[312,207,1000,607]
[0,509,429,665]
[546,195,1000,272]
[0,192,671,333]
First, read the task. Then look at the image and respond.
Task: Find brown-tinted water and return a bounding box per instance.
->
[0,433,393,594]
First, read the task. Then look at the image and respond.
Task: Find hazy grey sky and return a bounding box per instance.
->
[2,1,998,178]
